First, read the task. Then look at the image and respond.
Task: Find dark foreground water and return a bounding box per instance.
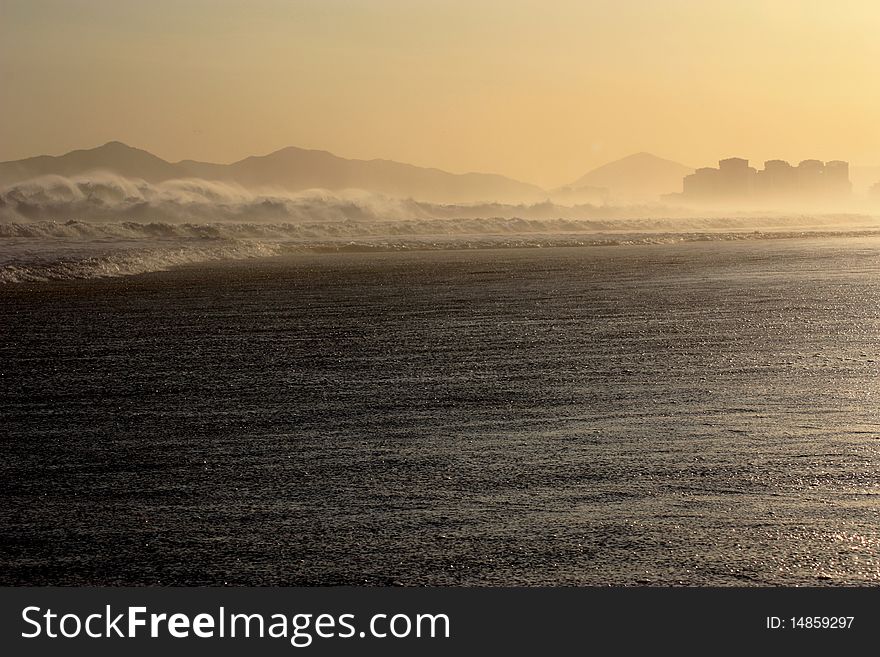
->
[2,238,879,585]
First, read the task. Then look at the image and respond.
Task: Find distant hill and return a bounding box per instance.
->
[567,152,694,201]
[0,141,182,184]
[0,142,547,204]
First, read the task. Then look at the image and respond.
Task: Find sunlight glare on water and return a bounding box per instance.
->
[1,236,880,585]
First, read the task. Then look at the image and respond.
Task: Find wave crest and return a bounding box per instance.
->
[0,239,281,284]
[3,173,880,284]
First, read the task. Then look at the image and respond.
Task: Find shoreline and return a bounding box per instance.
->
[5,228,880,288]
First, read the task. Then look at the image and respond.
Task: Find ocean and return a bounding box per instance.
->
[2,235,879,585]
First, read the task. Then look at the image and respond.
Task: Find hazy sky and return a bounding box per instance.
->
[2,0,879,186]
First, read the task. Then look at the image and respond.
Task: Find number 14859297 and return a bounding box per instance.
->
[766,616,854,629]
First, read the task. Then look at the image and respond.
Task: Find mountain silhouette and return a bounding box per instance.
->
[0,141,182,184]
[0,142,546,204]
[568,152,694,201]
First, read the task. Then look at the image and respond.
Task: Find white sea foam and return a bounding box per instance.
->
[5,173,879,226]
[3,173,880,284]
[5,221,880,284]
[0,174,436,223]
[0,239,282,284]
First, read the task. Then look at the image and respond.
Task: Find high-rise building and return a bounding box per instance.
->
[717,158,756,198]
[682,167,720,198]
[796,159,825,196]
[755,160,797,198]
[824,161,851,195]
[679,158,850,204]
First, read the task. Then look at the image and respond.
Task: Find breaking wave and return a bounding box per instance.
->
[0,173,458,223]
[0,239,282,284]
[5,172,878,226]
[6,215,880,242]
[3,174,880,284]
[5,219,880,284]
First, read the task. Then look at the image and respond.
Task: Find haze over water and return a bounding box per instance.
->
[3,0,880,588]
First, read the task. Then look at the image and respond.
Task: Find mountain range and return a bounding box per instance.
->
[0,142,546,204]
[0,142,698,203]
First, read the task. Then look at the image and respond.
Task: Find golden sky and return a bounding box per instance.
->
[2,0,879,186]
